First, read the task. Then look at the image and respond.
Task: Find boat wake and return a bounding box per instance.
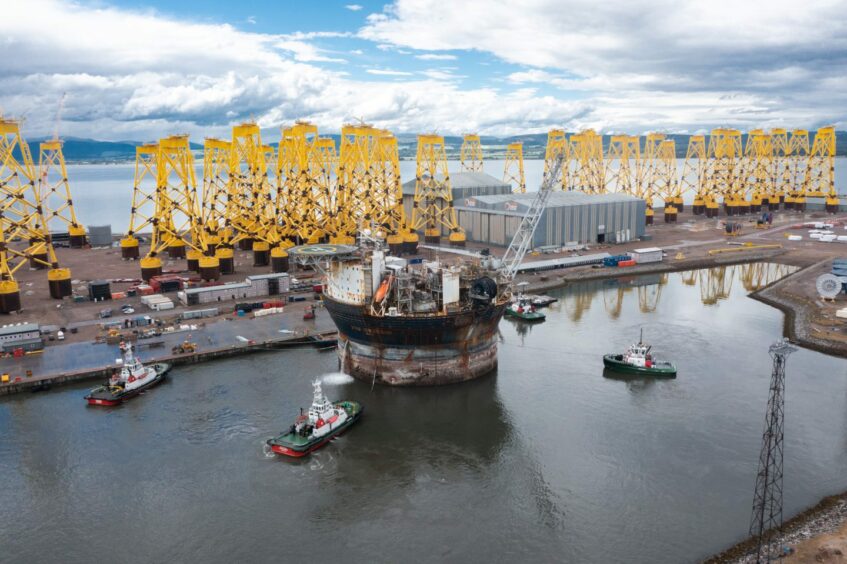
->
[320,372,355,386]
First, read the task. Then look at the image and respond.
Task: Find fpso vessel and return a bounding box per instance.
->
[291,241,510,386]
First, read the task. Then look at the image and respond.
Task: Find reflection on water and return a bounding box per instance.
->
[0,261,843,564]
[555,262,797,321]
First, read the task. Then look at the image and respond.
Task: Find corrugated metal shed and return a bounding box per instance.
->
[454,191,646,247]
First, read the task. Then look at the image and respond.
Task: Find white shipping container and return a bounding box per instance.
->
[631,247,663,264]
[141,294,168,306]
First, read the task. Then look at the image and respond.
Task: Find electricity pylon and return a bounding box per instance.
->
[410,134,465,246]
[749,339,795,563]
[0,118,72,311]
[460,134,483,172]
[503,141,526,193]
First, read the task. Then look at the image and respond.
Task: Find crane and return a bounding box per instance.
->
[497,153,565,281]
[420,153,565,283]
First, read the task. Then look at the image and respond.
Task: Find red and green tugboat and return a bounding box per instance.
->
[267,380,363,457]
[85,342,170,406]
[505,285,546,322]
[603,330,676,377]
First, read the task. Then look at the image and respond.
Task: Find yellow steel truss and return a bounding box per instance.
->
[543,129,568,190]
[804,126,838,212]
[0,118,70,310]
[503,141,526,194]
[37,140,86,246]
[410,134,465,246]
[460,134,483,172]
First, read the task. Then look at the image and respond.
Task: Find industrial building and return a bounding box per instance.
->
[402,171,644,247]
[455,190,646,248]
[178,273,290,306]
[0,323,44,352]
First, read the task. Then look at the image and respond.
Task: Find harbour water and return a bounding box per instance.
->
[60,159,847,235]
[1,264,845,563]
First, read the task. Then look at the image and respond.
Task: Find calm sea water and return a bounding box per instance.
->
[1,264,845,563]
[63,159,847,235]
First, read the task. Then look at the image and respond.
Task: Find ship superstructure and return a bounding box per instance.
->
[290,154,565,386]
[294,239,508,385]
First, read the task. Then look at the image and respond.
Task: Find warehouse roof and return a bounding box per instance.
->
[246,272,290,281]
[459,191,640,206]
[453,191,642,217]
[401,171,511,196]
[183,281,251,295]
[0,323,39,336]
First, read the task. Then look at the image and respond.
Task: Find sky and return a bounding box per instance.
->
[1,0,846,142]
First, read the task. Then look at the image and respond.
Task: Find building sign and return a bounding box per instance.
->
[505,201,518,211]
[465,198,476,207]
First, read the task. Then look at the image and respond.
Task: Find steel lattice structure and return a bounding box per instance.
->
[410,134,465,246]
[683,135,709,215]
[503,141,526,193]
[749,339,796,563]
[543,129,568,190]
[0,118,72,311]
[568,129,605,194]
[605,135,640,196]
[785,130,809,211]
[37,140,86,247]
[804,126,838,212]
[460,134,483,172]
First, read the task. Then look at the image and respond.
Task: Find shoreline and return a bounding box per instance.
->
[520,249,846,359]
[704,492,847,563]
[0,331,337,396]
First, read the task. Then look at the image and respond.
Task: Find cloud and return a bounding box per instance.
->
[2,0,845,142]
[415,54,456,61]
[420,69,463,81]
[246,16,256,25]
[366,69,413,76]
[350,49,364,55]
[345,4,363,10]
[360,0,847,130]
[274,40,346,63]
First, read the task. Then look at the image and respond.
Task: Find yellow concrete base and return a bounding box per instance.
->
[140,256,163,270]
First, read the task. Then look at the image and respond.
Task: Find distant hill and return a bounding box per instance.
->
[20,137,204,163]
[16,132,847,162]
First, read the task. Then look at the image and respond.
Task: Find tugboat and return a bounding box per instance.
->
[530,295,558,307]
[603,330,676,377]
[267,380,363,457]
[505,284,546,322]
[85,342,170,406]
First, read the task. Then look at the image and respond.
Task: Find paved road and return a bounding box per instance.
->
[0,308,336,380]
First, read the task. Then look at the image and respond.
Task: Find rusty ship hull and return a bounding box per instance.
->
[322,294,507,386]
